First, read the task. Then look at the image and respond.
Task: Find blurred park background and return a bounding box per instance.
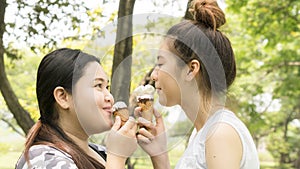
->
[0,0,299,168]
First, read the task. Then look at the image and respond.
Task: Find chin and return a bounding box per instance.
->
[106,120,113,128]
[99,125,111,133]
[166,102,176,107]
[96,120,112,133]
[159,98,176,107]
[158,98,166,106]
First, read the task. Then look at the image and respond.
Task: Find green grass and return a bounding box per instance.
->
[0,126,25,169]
[260,162,277,169]
[259,148,276,169]
[0,151,22,169]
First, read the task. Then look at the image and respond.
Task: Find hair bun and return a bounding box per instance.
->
[189,0,226,30]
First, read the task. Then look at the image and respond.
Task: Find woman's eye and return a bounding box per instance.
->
[95,83,109,90]
[156,63,163,68]
[95,84,102,88]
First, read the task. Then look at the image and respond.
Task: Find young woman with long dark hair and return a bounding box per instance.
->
[16,48,137,169]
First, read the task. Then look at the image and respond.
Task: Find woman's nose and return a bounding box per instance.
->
[104,92,114,103]
[150,67,158,81]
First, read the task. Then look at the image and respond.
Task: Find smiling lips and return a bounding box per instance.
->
[103,107,112,114]
[155,86,162,94]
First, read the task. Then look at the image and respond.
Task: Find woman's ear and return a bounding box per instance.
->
[185,59,200,81]
[53,86,71,109]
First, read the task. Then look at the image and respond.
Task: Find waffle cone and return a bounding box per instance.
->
[113,108,129,126]
[137,99,153,122]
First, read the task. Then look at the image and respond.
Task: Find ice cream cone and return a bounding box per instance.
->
[137,98,154,122]
[112,101,129,126]
[133,85,155,130]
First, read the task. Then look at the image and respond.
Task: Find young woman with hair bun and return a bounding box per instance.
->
[136,0,260,168]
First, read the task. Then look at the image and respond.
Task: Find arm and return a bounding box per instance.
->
[205,123,243,169]
[136,108,171,169]
[106,153,127,169]
[151,153,171,169]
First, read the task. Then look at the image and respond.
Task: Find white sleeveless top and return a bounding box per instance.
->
[175,109,260,169]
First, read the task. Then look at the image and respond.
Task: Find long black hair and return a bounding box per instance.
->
[25,48,104,169]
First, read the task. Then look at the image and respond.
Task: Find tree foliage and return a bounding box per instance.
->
[0,0,116,134]
[226,0,300,167]
[5,0,103,54]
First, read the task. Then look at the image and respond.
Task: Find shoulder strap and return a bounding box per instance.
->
[89,143,107,161]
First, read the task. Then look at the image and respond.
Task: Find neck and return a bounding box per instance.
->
[63,125,106,166]
[194,111,209,131]
[58,116,90,152]
[64,128,90,152]
[182,95,225,131]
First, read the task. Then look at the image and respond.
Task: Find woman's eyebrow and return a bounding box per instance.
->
[94,78,109,83]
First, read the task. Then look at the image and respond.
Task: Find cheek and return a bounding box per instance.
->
[166,82,181,106]
[74,90,110,135]
[82,92,95,106]
[79,89,105,107]
[94,92,104,106]
[159,72,181,106]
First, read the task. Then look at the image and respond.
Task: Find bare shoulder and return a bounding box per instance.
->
[205,122,243,169]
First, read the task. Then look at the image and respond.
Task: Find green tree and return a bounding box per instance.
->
[1,0,90,134]
[226,0,300,167]
[0,0,130,134]
[0,0,34,134]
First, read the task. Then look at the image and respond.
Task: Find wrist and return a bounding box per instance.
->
[106,153,127,169]
[150,152,170,169]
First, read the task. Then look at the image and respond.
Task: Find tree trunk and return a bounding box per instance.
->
[111,1,136,168]
[111,0,135,105]
[0,0,34,135]
[279,116,291,165]
[294,150,300,169]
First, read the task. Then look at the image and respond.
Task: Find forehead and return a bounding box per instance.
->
[158,42,174,59]
[158,40,183,63]
[82,62,108,81]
